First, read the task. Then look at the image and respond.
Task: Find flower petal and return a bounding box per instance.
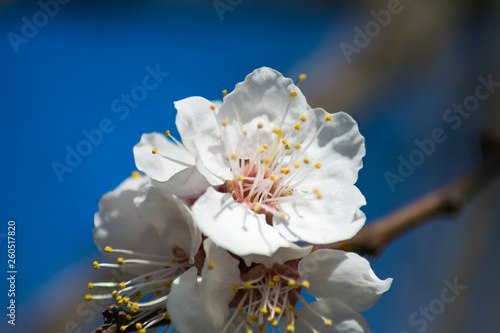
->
[167,268,220,333]
[133,132,194,182]
[175,96,231,184]
[298,249,393,312]
[201,238,243,329]
[274,184,366,244]
[93,176,168,272]
[241,244,312,268]
[191,187,293,257]
[295,298,372,333]
[134,182,201,262]
[152,166,210,200]
[217,67,309,159]
[300,109,365,185]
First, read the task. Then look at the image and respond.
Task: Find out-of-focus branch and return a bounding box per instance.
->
[317,133,500,256]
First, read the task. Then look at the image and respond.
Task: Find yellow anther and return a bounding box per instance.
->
[112,290,118,297]
[279,212,287,220]
[270,174,276,181]
[135,323,143,329]
[324,319,332,327]
[131,171,140,178]
[230,153,237,160]
[259,148,265,153]
[268,281,276,288]
[252,314,259,321]
[254,205,261,212]
[260,307,268,314]
[303,157,310,164]
[117,257,125,265]
[237,307,245,313]
[120,326,126,332]
[315,162,321,169]
[273,127,282,136]
[163,313,170,320]
[242,130,248,136]
[300,115,307,122]
[87,283,93,289]
[152,147,158,154]
[290,90,297,97]
[93,261,99,269]
[273,275,280,282]
[221,119,228,126]
[139,330,145,333]
[104,246,112,253]
[263,143,269,149]
[222,89,228,96]
[130,308,137,314]
[301,280,310,288]
[257,123,263,129]
[294,123,301,130]
[272,319,279,327]
[294,143,301,149]
[124,297,130,304]
[119,282,126,289]
[287,324,295,332]
[263,157,272,165]
[85,294,92,300]
[285,144,291,150]
[282,139,288,144]
[126,314,132,321]
[210,104,216,110]
[275,306,282,314]
[237,174,244,182]
[287,305,295,311]
[299,74,307,81]
[117,299,123,305]
[171,258,178,264]
[133,303,139,310]
[243,282,252,289]
[232,285,239,292]
[116,296,122,301]
[207,261,215,270]
[165,130,171,136]
[258,324,265,331]
[280,168,290,174]
[246,330,253,333]
[314,188,322,199]
[294,162,300,168]
[325,114,332,121]
[287,279,296,287]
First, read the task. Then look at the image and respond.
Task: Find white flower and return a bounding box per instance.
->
[168,240,392,333]
[173,67,366,256]
[89,174,202,332]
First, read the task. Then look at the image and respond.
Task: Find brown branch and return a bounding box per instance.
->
[89,305,169,333]
[317,132,500,256]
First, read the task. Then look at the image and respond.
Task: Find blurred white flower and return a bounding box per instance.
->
[89,174,202,332]
[168,240,392,333]
[172,67,366,256]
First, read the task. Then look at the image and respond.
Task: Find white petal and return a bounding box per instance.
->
[92,176,168,272]
[217,67,308,159]
[191,187,293,257]
[152,166,210,200]
[295,298,372,333]
[274,185,366,244]
[300,109,365,185]
[175,97,231,184]
[167,268,220,333]
[241,244,312,268]
[298,249,393,312]
[201,239,243,329]
[133,132,194,182]
[134,182,201,262]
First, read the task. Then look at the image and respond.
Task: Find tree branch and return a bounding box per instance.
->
[317,133,500,256]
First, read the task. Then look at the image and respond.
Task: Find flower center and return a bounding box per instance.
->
[222,262,332,333]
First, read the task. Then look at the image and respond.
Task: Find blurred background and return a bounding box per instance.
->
[1,0,499,332]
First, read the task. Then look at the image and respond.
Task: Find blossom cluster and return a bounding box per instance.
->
[87,67,392,333]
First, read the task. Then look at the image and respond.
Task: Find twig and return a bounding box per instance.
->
[89,305,169,333]
[316,133,500,256]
